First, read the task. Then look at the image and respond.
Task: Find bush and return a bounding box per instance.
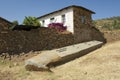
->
[23,16,41,26]
[8,20,19,30]
[48,23,67,32]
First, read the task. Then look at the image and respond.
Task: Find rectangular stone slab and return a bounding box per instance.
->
[25,40,103,71]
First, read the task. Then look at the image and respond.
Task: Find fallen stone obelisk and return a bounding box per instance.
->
[25,40,103,71]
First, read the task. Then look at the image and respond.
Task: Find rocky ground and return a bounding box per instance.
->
[0,30,120,80]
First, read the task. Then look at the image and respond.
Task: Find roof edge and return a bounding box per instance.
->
[37,5,95,19]
[71,5,95,14]
[0,17,12,24]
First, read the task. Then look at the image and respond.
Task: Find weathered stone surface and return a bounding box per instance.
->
[25,40,103,71]
[73,7,105,43]
[0,17,12,30]
[0,27,74,54]
[0,26,106,55]
[25,51,61,71]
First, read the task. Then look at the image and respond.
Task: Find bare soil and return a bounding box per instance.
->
[0,71,15,80]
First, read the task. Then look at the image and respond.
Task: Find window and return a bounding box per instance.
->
[42,20,45,26]
[61,14,66,24]
[50,17,55,23]
[81,16,86,24]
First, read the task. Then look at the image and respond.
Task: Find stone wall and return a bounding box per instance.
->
[74,7,91,29]
[73,26,106,43]
[0,26,106,55]
[73,7,105,43]
[73,7,93,29]
[0,27,74,54]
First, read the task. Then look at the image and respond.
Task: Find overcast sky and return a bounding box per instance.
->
[0,0,120,23]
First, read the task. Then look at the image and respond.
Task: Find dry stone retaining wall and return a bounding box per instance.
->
[0,26,106,55]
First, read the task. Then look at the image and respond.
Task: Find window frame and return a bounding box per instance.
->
[50,17,55,23]
[42,20,45,26]
[61,14,66,24]
[81,16,86,24]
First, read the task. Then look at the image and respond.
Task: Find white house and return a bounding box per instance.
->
[37,5,95,33]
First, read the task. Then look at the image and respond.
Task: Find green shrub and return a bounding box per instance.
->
[23,16,41,26]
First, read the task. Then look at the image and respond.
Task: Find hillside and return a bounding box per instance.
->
[94,16,120,42]
[94,16,120,30]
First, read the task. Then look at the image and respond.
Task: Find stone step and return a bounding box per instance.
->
[25,40,103,71]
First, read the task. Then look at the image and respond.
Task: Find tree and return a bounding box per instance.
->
[23,16,41,26]
[12,20,19,25]
[8,20,19,30]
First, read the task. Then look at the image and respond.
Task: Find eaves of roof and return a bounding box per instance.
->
[37,5,95,19]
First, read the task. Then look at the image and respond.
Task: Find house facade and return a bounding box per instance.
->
[37,5,95,33]
[0,17,12,30]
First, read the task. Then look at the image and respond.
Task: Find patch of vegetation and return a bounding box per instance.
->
[8,16,41,30]
[94,16,120,30]
[8,20,19,30]
[48,23,67,32]
[23,16,41,26]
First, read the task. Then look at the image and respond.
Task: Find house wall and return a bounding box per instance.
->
[73,7,94,42]
[0,18,12,30]
[39,8,74,33]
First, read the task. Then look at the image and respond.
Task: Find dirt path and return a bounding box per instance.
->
[0,41,120,80]
[48,41,120,80]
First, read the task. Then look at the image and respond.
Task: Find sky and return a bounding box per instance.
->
[0,0,120,24]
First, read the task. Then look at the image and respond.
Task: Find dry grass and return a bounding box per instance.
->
[0,41,120,80]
